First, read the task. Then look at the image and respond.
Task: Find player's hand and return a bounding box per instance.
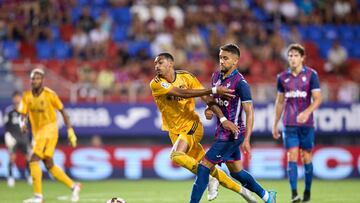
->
[297,110,310,123]
[272,124,281,139]
[216,86,235,100]
[204,108,213,120]
[242,138,252,159]
[222,120,240,135]
[67,128,77,148]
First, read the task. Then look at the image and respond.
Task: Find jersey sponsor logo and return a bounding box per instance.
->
[215,98,229,107]
[160,82,171,89]
[285,90,307,98]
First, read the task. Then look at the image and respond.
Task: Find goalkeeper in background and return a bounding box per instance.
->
[18,68,81,203]
[3,91,32,187]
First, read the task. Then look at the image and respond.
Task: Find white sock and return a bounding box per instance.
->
[262,191,269,202]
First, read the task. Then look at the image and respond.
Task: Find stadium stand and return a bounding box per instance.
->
[0,0,359,103]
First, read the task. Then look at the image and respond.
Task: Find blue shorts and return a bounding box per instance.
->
[282,126,315,150]
[205,138,244,164]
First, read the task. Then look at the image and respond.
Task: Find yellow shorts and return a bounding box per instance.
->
[32,123,59,159]
[169,121,205,162]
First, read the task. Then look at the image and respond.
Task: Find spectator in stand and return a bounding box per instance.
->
[89,23,109,58]
[97,68,115,95]
[77,7,95,33]
[325,40,348,74]
[71,26,89,59]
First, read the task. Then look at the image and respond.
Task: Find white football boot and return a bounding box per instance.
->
[207,176,219,201]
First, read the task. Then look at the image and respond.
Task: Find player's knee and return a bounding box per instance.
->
[170,150,186,164]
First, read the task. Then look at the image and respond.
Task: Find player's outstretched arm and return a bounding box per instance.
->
[272,92,285,139]
[167,86,235,99]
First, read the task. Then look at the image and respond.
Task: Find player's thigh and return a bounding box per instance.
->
[299,127,315,151]
[187,124,205,161]
[282,126,300,150]
[32,136,46,159]
[44,137,58,158]
[205,140,233,165]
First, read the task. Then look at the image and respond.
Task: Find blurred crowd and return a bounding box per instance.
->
[0,0,359,103]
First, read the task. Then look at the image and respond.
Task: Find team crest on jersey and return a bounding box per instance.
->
[302,76,307,82]
[285,78,290,83]
[161,82,171,89]
[226,82,231,88]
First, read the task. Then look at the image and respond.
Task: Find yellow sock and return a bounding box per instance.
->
[30,161,42,195]
[170,151,198,174]
[210,167,241,193]
[49,165,74,189]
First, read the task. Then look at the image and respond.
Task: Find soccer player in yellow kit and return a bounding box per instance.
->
[150,53,257,202]
[19,69,81,203]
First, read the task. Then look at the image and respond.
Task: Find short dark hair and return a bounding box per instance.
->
[157,52,174,61]
[287,43,305,56]
[220,43,240,57]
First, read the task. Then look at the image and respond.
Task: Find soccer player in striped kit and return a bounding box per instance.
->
[190,44,276,203]
[272,43,322,203]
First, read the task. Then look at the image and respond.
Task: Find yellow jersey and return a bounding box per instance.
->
[150,70,204,133]
[18,87,63,133]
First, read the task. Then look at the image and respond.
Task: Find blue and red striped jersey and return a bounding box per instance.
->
[277,66,320,127]
[211,69,252,141]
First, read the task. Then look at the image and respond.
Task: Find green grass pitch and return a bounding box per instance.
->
[1,179,359,202]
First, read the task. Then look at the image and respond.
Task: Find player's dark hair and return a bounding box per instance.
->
[287,43,305,56]
[220,43,240,57]
[157,52,174,61]
[12,91,21,98]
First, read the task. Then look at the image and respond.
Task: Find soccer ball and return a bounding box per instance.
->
[106,197,126,203]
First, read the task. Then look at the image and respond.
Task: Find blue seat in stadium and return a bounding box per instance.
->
[111,7,132,26]
[323,24,338,41]
[53,41,71,59]
[36,41,53,59]
[354,25,360,39]
[76,0,89,6]
[127,40,152,57]
[338,25,354,40]
[317,40,333,58]
[307,25,322,41]
[93,0,107,7]
[2,40,19,59]
[112,25,128,42]
[71,7,82,23]
[91,7,103,20]
[297,25,308,41]
[50,24,61,40]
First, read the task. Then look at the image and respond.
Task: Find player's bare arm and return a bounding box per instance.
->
[59,109,72,129]
[166,85,235,99]
[242,102,254,158]
[297,91,322,123]
[272,92,285,139]
[201,95,240,135]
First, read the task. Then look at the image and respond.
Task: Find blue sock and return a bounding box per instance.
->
[287,161,298,191]
[304,163,313,191]
[190,164,210,203]
[231,170,266,198]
